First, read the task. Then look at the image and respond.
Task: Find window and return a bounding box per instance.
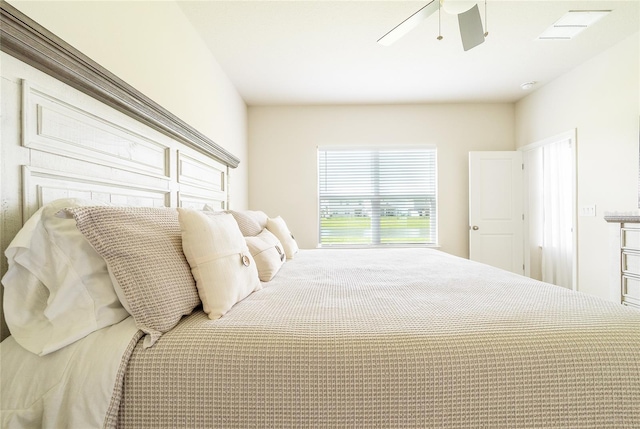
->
[318,146,437,247]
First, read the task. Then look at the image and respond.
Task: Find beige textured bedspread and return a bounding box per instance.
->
[111,249,640,428]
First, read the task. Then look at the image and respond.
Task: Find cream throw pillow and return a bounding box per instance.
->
[245,229,286,282]
[266,216,299,259]
[178,209,261,320]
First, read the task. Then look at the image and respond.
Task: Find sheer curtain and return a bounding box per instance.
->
[541,139,573,289]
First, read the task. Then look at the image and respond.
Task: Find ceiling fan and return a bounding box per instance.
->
[378,0,488,51]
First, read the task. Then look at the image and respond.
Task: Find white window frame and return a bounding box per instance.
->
[317,145,438,248]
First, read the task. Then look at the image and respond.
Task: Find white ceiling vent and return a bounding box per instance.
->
[538,10,611,40]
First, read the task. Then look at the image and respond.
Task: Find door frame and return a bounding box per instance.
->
[520,129,578,291]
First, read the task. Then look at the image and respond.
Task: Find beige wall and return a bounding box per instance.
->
[7,0,249,209]
[515,33,640,300]
[248,104,515,258]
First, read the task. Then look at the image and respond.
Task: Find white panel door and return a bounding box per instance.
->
[469,151,523,274]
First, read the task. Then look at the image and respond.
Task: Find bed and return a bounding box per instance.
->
[101,246,640,428]
[1,3,640,428]
[2,220,640,428]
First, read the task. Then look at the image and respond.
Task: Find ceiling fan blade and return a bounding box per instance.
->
[377,0,439,46]
[458,3,485,51]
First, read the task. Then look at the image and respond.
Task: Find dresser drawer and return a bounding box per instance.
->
[622,251,640,276]
[622,275,640,300]
[622,227,640,250]
[622,275,640,302]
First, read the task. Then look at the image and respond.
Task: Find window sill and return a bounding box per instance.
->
[316,243,441,249]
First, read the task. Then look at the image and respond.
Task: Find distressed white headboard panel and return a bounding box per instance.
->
[20,79,229,219]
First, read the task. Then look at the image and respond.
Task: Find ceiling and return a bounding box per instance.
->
[177,0,639,105]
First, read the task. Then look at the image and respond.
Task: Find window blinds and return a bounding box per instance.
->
[318,146,437,246]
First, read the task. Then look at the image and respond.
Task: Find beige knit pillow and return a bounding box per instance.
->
[245,229,286,282]
[66,206,199,347]
[229,210,268,236]
[178,209,261,320]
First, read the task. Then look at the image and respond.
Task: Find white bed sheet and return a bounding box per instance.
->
[1,316,138,429]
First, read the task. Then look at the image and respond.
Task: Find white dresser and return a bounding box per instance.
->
[605,214,640,309]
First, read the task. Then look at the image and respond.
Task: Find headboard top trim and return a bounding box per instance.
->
[0,0,240,169]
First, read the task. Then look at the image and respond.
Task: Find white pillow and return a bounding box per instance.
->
[178,209,261,320]
[266,216,299,259]
[203,203,222,212]
[2,198,129,355]
[245,229,286,282]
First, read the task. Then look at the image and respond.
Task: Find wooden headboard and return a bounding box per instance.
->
[0,1,239,340]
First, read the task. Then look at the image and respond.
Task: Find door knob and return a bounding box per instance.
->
[472,225,479,230]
